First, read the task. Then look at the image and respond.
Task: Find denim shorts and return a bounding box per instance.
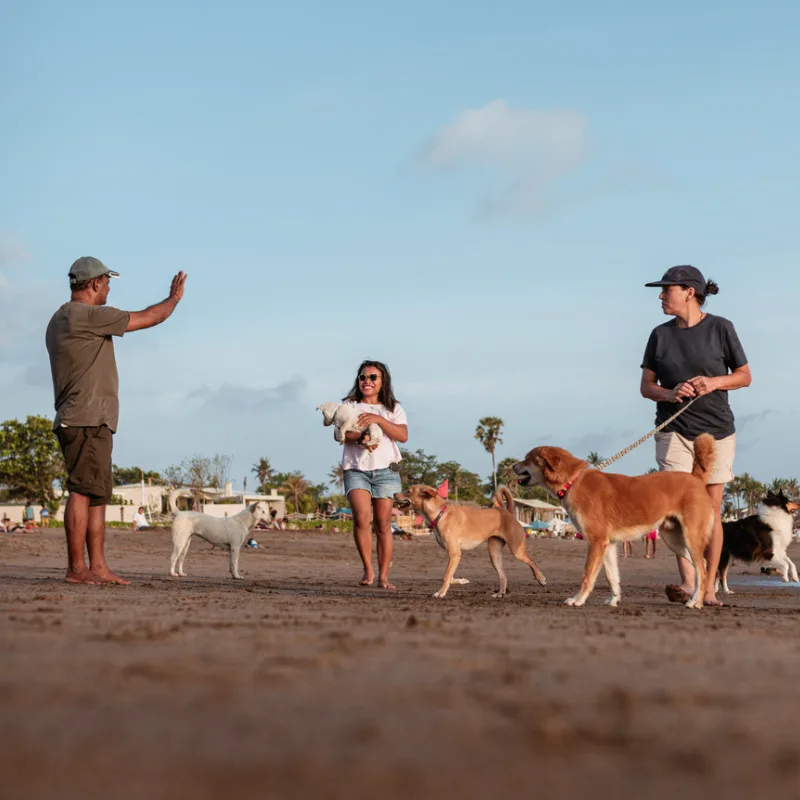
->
[344,468,402,499]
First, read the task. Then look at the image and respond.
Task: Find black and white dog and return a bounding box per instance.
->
[717,490,799,593]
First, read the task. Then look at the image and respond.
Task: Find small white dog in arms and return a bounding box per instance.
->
[169,502,271,580]
[317,402,382,451]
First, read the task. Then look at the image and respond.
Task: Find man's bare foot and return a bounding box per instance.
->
[377,579,396,589]
[65,568,103,585]
[90,568,130,585]
[359,571,374,586]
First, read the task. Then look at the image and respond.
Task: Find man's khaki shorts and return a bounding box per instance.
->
[56,425,114,506]
[655,431,735,485]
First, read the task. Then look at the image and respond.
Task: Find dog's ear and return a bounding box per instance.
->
[419,486,438,498]
[537,448,563,478]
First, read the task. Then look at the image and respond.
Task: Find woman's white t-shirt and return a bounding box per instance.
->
[341,401,407,471]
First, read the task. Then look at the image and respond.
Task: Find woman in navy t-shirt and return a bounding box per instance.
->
[640,265,751,606]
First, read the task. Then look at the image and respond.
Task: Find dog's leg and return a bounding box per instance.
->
[487,537,508,598]
[510,542,547,587]
[176,537,192,577]
[684,530,708,610]
[788,555,799,583]
[603,545,621,607]
[229,543,244,580]
[718,550,733,594]
[565,539,607,607]
[434,547,462,598]
[170,533,187,577]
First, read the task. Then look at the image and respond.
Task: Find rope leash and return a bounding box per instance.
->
[594,396,699,472]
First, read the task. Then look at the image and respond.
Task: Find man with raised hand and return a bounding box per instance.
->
[46,256,187,584]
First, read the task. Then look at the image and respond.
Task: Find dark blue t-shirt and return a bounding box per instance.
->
[641,314,747,440]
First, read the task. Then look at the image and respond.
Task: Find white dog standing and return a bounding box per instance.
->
[169,501,271,580]
[317,402,382,451]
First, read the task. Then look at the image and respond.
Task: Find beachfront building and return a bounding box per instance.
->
[510,497,567,525]
[0,481,285,525]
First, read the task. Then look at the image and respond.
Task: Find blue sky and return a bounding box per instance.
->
[2,0,798,490]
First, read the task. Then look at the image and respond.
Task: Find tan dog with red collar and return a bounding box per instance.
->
[394,485,547,598]
[512,435,716,609]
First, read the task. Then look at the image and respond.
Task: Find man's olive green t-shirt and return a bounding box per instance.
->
[45,302,130,432]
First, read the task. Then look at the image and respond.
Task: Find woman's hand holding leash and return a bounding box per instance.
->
[671,381,697,403]
[687,376,718,396]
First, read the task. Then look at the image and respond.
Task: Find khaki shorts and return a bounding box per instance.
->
[655,431,735,485]
[56,425,114,506]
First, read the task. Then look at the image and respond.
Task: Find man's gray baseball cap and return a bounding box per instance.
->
[68,256,120,285]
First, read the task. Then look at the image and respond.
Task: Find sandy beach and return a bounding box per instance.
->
[2,527,799,800]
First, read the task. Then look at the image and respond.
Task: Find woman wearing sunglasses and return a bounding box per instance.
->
[341,360,408,589]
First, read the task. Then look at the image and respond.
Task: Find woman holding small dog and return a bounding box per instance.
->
[341,360,408,589]
[640,265,751,606]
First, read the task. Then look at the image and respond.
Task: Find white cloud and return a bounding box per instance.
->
[186,376,307,413]
[0,237,59,363]
[419,100,587,215]
[0,234,31,268]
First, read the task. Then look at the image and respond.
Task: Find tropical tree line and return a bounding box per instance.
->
[3,415,799,518]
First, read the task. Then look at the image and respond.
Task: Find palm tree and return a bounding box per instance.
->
[328,463,345,493]
[587,452,604,467]
[475,416,504,492]
[252,457,273,490]
[737,472,765,514]
[725,476,744,515]
[282,471,309,514]
[770,478,800,500]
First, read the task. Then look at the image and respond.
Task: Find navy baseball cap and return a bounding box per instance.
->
[645,265,706,293]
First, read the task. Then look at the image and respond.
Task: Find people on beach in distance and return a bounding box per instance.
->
[45,256,187,585]
[2,515,21,533]
[645,530,658,558]
[132,507,152,531]
[641,265,750,606]
[623,540,634,558]
[340,360,408,589]
[40,507,50,527]
[24,502,37,528]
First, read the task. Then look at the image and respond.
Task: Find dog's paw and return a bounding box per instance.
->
[491,591,506,599]
[604,596,620,607]
[537,576,547,586]
[723,588,735,595]
[564,596,583,607]
[233,575,244,580]
[450,578,470,585]
[433,590,448,599]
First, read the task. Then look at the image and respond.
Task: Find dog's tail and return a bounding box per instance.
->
[168,488,183,515]
[494,485,515,514]
[691,433,716,484]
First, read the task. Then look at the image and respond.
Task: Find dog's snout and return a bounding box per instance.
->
[512,461,525,476]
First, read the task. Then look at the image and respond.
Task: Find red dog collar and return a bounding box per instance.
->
[557,468,587,498]
[430,505,448,528]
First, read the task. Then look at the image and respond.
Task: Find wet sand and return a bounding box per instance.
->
[2,527,800,799]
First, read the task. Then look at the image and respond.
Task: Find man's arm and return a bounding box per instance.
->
[126,272,187,332]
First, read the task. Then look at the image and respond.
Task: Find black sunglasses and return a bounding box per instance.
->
[358,373,381,382]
